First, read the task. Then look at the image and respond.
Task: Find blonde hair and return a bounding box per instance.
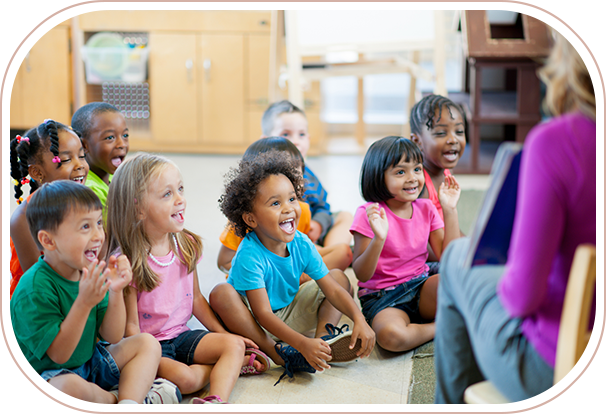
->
[106,153,203,292]
[538,30,595,119]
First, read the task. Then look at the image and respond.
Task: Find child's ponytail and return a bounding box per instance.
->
[10,136,26,204]
[42,119,62,167]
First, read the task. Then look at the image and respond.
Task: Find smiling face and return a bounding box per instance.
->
[412,105,466,173]
[268,112,310,158]
[29,129,89,185]
[82,111,129,182]
[140,163,186,244]
[384,155,425,205]
[244,173,302,256]
[43,206,104,281]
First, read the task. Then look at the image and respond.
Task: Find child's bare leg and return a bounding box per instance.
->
[314,269,352,338]
[107,333,161,403]
[316,243,353,271]
[157,358,212,395]
[323,211,354,247]
[418,274,439,320]
[210,283,284,366]
[372,308,435,352]
[48,373,116,403]
[192,333,248,402]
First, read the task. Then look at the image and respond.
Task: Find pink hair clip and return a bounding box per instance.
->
[52,156,61,163]
[20,178,30,185]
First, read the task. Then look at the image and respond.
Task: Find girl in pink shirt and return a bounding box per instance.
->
[105,153,269,404]
[351,137,461,352]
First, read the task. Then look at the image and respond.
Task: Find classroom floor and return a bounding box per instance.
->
[8,148,489,405]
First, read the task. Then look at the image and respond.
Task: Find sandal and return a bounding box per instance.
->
[240,348,270,375]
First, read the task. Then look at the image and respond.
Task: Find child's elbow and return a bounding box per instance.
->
[46,349,69,365]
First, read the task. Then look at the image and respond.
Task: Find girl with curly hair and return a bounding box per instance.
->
[210,150,375,385]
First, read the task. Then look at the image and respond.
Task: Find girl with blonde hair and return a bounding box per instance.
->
[106,153,269,404]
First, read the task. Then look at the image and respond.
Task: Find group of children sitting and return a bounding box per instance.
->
[9,94,467,404]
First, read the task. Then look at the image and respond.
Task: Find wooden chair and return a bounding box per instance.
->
[464,244,597,404]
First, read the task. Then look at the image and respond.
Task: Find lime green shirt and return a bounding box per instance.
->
[10,257,109,374]
[85,170,112,222]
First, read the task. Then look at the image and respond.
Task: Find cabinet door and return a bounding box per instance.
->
[148,33,198,145]
[198,34,245,146]
[246,34,270,143]
[11,27,71,129]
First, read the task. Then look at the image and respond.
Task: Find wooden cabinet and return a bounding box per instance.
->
[76,10,279,154]
[10,24,72,129]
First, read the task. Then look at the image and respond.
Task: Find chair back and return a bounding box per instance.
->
[554,244,596,383]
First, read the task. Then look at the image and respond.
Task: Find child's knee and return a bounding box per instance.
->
[223,333,247,354]
[329,269,352,295]
[336,243,353,267]
[209,283,238,311]
[49,374,99,401]
[133,332,161,358]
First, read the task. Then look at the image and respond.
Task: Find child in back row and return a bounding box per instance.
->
[217,137,352,279]
[350,137,461,353]
[210,150,375,385]
[9,119,89,298]
[10,180,180,404]
[71,102,129,210]
[106,153,268,404]
[261,100,353,247]
[409,94,467,223]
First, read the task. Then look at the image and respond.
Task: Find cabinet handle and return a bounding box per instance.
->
[25,52,31,72]
[185,59,193,83]
[203,59,211,82]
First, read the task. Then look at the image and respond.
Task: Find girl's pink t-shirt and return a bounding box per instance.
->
[135,252,201,341]
[350,199,443,290]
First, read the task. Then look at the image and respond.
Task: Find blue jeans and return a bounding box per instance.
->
[159,329,209,365]
[434,238,553,403]
[359,274,429,326]
[40,341,120,391]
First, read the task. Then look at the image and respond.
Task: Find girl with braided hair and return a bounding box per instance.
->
[9,119,89,298]
[409,94,467,223]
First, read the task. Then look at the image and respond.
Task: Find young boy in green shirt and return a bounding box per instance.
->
[10,180,180,404]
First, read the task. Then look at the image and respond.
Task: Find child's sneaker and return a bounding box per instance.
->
[143,378,182,404]
[320,323,362,363]
[273,343,316,385]
[190,395,228,404]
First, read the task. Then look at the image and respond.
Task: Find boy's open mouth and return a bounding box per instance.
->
[111,156,124,168]
[279,218,296,234]
[84,247,99,262]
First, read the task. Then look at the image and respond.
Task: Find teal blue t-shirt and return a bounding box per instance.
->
[227,231,329,311]
[10,257,109,374]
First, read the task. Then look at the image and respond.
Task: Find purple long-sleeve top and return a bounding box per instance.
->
[497,112,596,368]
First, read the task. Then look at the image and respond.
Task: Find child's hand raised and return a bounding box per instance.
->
[78,259,111,309]
[438,174,461,211]
[366,203,388,241]
[105,254,133,293]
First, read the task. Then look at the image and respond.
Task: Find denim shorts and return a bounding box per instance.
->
[40,341,120,391]
[159,329,210,365]
[359,274,430,326]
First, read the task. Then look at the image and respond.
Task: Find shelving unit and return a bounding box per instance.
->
[458,10,551,174]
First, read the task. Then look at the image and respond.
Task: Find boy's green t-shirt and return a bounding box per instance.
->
[10,257,109,374]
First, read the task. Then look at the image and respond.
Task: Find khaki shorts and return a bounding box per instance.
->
[240,280,326,341]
